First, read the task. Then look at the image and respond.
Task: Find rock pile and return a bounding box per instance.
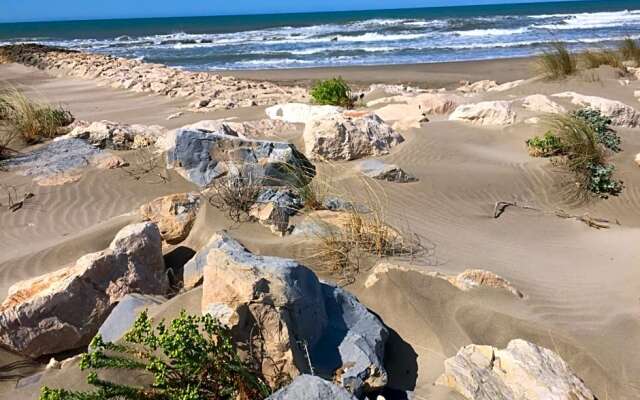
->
[0,44,307,111]
[68,120,166,150]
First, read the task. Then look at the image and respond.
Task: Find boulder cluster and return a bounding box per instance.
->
[0,44,307,111]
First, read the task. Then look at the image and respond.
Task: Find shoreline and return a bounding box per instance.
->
[217,56,537,88]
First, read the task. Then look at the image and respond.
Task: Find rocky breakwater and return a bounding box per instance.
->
[0,44,307,111]
[0,222,170,358]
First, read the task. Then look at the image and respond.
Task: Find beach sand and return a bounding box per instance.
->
[1,58,639,399]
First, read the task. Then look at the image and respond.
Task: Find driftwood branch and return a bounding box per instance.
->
[554,210,617,230]
[493,201,540,219]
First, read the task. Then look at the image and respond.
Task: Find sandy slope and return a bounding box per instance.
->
[1,61,640,399]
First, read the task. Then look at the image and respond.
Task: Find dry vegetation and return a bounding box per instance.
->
[537,42,577,80]
[0,87,73,149]
[207,164,263,222]
[619,37,640,64]
[581,49,622,69]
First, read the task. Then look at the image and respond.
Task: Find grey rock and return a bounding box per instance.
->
[357,160,417,183]
[267,375,357,400]
[0,222,169,357]
[164,127,315,187]
[198,232,388,395]
[97,294,166,343]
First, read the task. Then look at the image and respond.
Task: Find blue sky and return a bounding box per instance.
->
[2,0,570,23]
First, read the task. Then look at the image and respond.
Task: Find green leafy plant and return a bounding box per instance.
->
[586,163,624,198]
[310,77,354,108]
[571,108,621,153]
[537,42,577,80]
[0,87,73,144]
[526,131,564,157]
[40,311,269,400]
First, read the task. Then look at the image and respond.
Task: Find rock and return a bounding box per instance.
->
[97,294,166,343]
[488,79,525,92]
[449,101,516,125]
[200,232,328,386]
[0,138,107,184]
[266,375,357,400]
[68,120,166,150]
[317,284,388,394]
[226,119,299,138]
[266,103,342,124]
[436,339,596,400]
[139,193,201,244]
[166,112,183,120]
[552,92,640,127]
[164,126,315,187]
[635,153,640,166]
[374,103,427,131]
[249,188,302,235]
[0,222,169,357]
[200,232,388,394]
[525,117,541,125]
[92,153,128,170]
[521,94,566,114]
[303,113,404,161]
[457,80,498,95]
[634,90,640,98]
[365,263,523,298]
[413,93,463,115]
[356,159,417,183]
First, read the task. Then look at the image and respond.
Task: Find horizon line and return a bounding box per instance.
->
[0,0,590,25]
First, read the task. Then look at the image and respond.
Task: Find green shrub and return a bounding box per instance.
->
[310,77,353,108]
[526,131,564,157]
[571,108,621,153]
[619,37,640,63]
[586,163,623,198]
[0,87,73,144]
[39,311,269,400]
[581,49,622,69]
[537,42,577,80]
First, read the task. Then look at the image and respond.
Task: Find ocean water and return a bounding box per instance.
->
[0,0,639,70]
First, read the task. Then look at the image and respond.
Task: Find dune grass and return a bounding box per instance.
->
[581,49,623,69]
[0,87,73,146]
[310,77,354,108]
[546,112,623,199]
[537,42,577,80]
[619,37,640,64]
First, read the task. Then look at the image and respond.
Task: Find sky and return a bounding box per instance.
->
[1,0,570,23]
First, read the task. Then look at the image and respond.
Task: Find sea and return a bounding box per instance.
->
[0,0,639,71]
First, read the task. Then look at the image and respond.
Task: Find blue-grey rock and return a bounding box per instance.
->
[97,294,166,343]
[267,375,357,400]
[164,127,315,187]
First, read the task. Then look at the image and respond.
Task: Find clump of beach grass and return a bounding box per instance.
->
[537,42,577,80]
[310,77,354,108]
[619,37,640,64]
[581,49,623,69]
[0,87,73,145]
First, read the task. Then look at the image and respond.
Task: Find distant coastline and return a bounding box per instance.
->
[0,0,639,71]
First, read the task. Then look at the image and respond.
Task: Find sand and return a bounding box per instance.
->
[1,59,640,400]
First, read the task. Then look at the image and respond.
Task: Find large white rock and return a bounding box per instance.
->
[266,103,342,124]
[0,222,169,357]
[449,101,516,125]
[552,92,640,127]
[436,339,596,400]
[68,120,166,150]
[521,94,566,114]
[303,113,404,160]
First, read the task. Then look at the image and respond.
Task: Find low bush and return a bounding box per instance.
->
[310,77,354,108]
[546,112,623,199]
[0,87,73,144]
[40,311,269,400]
[526,131,564,157]
[207,165,263,223]
[581,49,622,69]
[619,37,640,64]
[571,108,621,153]
[537,42,577,80]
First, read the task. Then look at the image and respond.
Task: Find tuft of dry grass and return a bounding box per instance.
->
[537,42,577,80]
[207,165,263,222]
[0,86,73,145]
[619,37,640,64]
[581,49,623,69]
